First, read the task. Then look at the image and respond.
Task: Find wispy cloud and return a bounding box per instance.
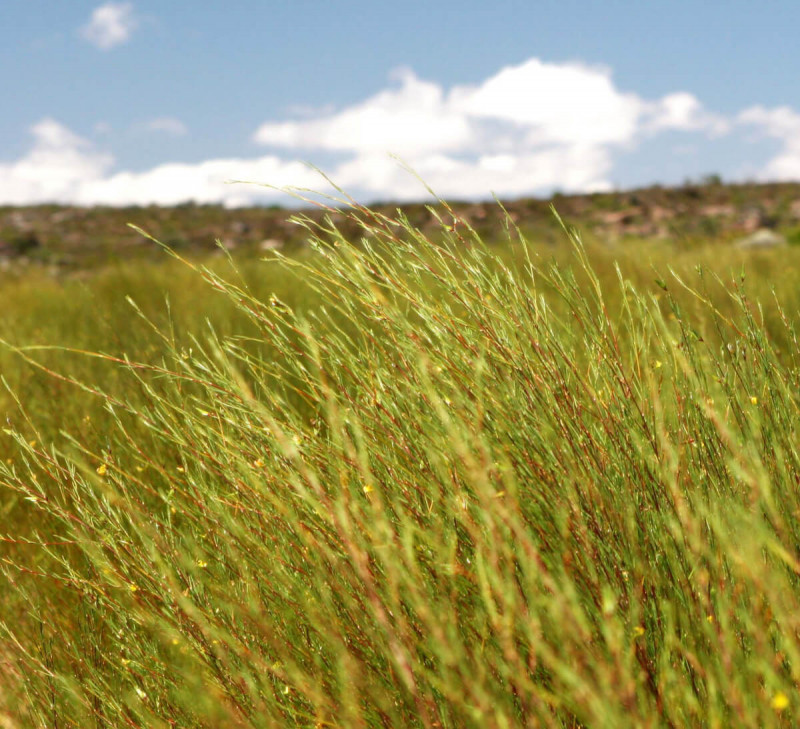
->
[145,118,188,136]
[81,2,137,51]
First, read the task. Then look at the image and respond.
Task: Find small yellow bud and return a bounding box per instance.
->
[772,691,789,711]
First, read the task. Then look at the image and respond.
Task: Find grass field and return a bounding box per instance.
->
[3,193,800,727]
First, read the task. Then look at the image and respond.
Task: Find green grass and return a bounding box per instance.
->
[3,195,800,727]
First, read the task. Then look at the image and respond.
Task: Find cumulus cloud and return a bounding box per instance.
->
[81,2,137,50]
[449,59,643,146]
[255,68,473,156]
[331,146,613,201]
[738,106,800,180]
[644,92,730,136]
[0,59,739,206]
[145,117,188,136]
[79,157,323,207]
[0,119,323,207]
[0,119,113,205]
[254,59,727,198]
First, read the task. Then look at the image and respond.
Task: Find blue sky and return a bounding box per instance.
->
[2,1,799,206]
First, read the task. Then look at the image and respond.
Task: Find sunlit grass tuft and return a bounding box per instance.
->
[2,193,800,727]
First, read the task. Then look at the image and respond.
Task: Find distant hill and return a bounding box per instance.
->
[2,180,800,273]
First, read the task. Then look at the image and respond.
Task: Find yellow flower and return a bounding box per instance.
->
[363,484,374,495]
[750,396,758,405]
[633,626,645,637]
[128,584,138,593]
[253,459,265,469]
[96,463,107,476]
[706,614,714,623]
[196,560,208,568]
[176,466,185,473]
[772,691,789,712]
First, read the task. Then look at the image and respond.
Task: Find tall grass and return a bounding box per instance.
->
[2,195,800,727]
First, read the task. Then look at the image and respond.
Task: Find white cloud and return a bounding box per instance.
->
[255,61,727,155]
[0,119,325,207]
[739,105,800,138]
[644,92,730,136]
[78,157,323,207]
[255,68,473,156]
[738,105,800,180]
[449,59,642,146]
[81,2,137,50]
[0,119,113,205]
[254,59,728,198]
[145,118,188,136]
[0,59,740,206]
[332,147,613,201]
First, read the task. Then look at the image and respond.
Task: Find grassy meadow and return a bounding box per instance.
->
[3,193,800,727]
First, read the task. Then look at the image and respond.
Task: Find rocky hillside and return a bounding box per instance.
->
[2,180,800,273]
